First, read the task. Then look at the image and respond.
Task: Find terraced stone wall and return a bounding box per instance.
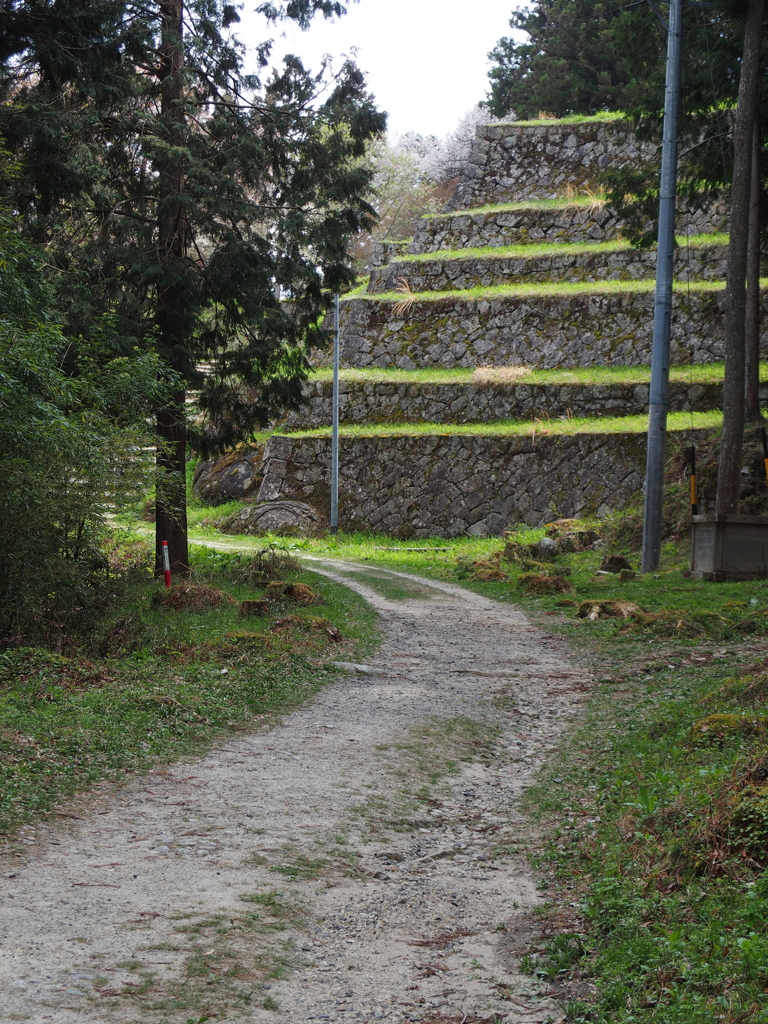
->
[448,120,652,208]
[409,203,726,256]
[410,204,623,254]
[277,379,734,429]
[254,431,712,537]
[369,245,728,294]
[369,240,410,268]
[335,289,768,370]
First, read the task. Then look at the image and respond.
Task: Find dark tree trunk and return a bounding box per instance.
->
[155,0,190,577]
[156,391,189,576]
[716,0,764,512]
[745,116,763,423]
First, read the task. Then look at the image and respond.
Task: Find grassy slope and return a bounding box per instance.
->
[396,233,729,264]
[309,364,768,387]
[421,196,607,220]
[495,112,626,128]
[0,542,378,840]
[344,278,757,305]
[307,361,767,387]
[255,410,723,440]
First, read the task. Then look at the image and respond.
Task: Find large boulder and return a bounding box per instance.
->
[218,500,324,536]
[192,443,264,505]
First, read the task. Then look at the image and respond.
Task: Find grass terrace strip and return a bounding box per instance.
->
[421,196,608,220]
[342,277,757,304]
[257,410,723,440]
[307,361,768,387]
[396,233,729,264]
[493,112,626,128]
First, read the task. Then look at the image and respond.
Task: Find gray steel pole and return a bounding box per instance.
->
[330,292,340,533]
[641,0,683,573]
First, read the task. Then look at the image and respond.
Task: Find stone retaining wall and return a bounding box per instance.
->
[411,204,727,257]
[448,119,652,208]
[253,431,711,537]
[334,288,768,370]
[276,378,736,429]
[368,244,728,294]
[368,240,411,268]
[410,203,624,254]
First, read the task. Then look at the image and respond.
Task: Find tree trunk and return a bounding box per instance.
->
[745,115,763,423]
[716,0,764,512]
[155,0,190,577]
[156,392,189,576]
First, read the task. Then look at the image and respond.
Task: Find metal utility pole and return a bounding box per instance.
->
[641,0,684,573]
[330,293,340,533]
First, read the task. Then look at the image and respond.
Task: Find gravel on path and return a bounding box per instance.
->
[0,558,590,1024]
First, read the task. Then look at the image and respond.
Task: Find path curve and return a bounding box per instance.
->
[0,556,590,1024]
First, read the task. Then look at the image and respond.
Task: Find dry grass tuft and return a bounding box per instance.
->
[471,365,531,385]
[153,583,237,612]
[561,182,607,211]
[599,554,634,574]
[468,557,510,581]
[703,671,768,707]
[239,599,271,617]
[520,573,573,595]
[577,599,640,620]
[270,615,342,642]
[690,714,767,744]
[262,581,320,606]
[392,277,416,317]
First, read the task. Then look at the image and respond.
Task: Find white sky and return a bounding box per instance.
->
[236,0,519,139]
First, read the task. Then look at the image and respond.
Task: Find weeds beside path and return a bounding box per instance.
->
[0,552,377,841]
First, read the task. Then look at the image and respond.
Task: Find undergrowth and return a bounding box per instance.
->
[0,540,378,838]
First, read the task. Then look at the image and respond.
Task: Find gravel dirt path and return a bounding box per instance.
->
[0,558,590,1024]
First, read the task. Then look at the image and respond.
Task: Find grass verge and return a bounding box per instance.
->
[343,277,754,305]
[395,233,729,264]
[421,197,608,220]
[0,540,378,840]
[253,409,722,440]
[494,112,626,128]
[306,360,766,388]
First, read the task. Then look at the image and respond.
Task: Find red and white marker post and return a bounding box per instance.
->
[162,540,172,588]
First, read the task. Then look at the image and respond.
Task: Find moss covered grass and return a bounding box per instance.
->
[344,277,753,305]
[495,111,626,129]
[255,409,722,440]
[421,196,608,220]
[307,360,759,388]
[0,541,378,838]
[395,233,728,264]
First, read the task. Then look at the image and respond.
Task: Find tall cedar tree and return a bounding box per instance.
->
[484,0,662,119]
[717,0,764,512]
[1,0,386,574]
